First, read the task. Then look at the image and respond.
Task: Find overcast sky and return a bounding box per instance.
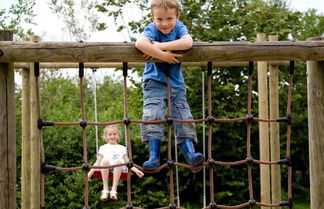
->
[1,0,324,42]
[1,0,323,87]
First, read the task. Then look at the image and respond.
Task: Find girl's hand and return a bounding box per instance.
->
[135,170,144,178]
[87,169,94,181]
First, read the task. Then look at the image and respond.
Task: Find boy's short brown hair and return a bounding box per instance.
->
[151,0,180,16]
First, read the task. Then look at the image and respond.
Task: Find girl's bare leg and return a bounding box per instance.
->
[100,159,110,192]
[111,160,122,192]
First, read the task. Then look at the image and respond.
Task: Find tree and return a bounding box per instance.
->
[0,0,36,39]
[14,0,324,207]
[90,0,319,206]
[48,0,104,41]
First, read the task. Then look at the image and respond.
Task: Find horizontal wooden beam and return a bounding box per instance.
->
[1,41,324,62]
[14,61,289,69]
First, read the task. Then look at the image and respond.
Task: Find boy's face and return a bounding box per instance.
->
[152,7,179,35]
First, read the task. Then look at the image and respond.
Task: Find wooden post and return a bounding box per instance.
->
[268,35,281,207]
[307,37,324,209]
[30,63,40,209]
[257,33,270,207]
[0,30,16,209]
[22,67,31,209]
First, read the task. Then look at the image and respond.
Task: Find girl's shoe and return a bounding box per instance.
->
[100,190,109,201]
[110,190,118,200]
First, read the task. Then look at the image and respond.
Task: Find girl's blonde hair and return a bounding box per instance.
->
[102,125,121,142]
[150,0,180,16]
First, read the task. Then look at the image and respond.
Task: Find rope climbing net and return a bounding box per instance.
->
[38,61,294,209]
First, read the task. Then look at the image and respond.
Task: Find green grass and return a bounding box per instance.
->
[293,202,310,209]
[181,202,310,209]
[252,202,310,209]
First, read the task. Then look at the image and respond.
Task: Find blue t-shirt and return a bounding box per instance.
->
[141,21,189,87]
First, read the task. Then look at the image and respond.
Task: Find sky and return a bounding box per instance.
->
[1,0,324,42]
[1,0,324,85]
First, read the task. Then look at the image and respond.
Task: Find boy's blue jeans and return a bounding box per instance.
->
[140,79,197,144]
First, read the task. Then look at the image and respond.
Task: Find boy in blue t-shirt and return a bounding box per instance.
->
[135,0,204,172]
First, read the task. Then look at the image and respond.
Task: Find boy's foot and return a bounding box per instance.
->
[142,160,160,170]
[143,139,161,170]
[100,190,109,201]
[110,190,118,200]
[179,139,205,173]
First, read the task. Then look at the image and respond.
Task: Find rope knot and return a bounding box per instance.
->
[280,198,293,208]
[127,161,134,169]
[125,204,133,209]
[246,156,254,165]
[167,160,174,168]
[207,158,215,167]
[82,163,90,171]
[38,119,54,129]
[80,120,87,128]
[167,118,173,125]
[123,117,131,125]
[209,202,217,209]
[277,156,292,166]
[168,203,176,209]
[41,163,57,174]
[207,116,215,124]
[246,114,254,122]
[248,199,256,207]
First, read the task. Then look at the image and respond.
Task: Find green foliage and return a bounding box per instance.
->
[292,9,324,40]
[14,0,321,208]
[48,0,103,41]
[0,0,36,39]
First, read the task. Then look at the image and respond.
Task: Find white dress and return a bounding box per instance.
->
[98,143,128,171]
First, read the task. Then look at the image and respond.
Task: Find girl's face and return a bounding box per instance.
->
[152,7,179,35]
[106,128,119,144]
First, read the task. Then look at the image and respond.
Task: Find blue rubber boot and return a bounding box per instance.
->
[143,139,161,170]
[179,139,204,173]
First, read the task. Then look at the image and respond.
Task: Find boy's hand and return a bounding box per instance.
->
[143,53,154,61]
[151,41,163,50]
[162,51,182,64]
[142,51,182,64]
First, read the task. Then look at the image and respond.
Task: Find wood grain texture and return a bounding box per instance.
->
[257,33,270,208]
[1,41,324,62]
[307,60,324,209]
[268,35,281,208]
[0,30,15,209]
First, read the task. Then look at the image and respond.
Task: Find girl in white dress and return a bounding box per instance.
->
[88,125,144,201]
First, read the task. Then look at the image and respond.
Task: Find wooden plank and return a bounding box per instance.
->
[13,61,290,69]
[307,60,324,209]
[1,41,324,62]
[7,62,16,209]
[22,68,31,209]
[30,64,40,209]
[0,62,9,209]
[257,33,270,208]
[0,29,15,209]
[268,35,281,208]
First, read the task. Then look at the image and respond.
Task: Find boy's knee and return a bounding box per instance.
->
[173,102,194,120]
[143,99,164,119]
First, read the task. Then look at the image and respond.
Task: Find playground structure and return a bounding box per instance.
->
[1,30,324,208]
